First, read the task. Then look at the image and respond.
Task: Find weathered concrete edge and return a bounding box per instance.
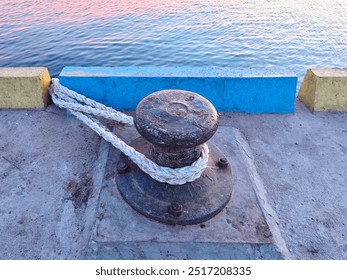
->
[60,66,296,78]
[298,69,317,111]
[77,139,110,259]
[59,66,297,113]
[233,128,291,260]
[0,67,51,109]
[298,68,347,112]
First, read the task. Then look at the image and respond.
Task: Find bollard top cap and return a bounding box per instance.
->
[134,89,219,148]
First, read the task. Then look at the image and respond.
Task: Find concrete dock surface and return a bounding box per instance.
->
[0,100,346,260]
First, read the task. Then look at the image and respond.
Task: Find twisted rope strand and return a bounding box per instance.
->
[50,78,209,185]
[52,79,133,125]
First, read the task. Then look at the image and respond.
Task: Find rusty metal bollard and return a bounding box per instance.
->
[134,89,218,168]
[116,89,233,225]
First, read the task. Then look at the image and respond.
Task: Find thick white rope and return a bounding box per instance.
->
[49,78,209,185]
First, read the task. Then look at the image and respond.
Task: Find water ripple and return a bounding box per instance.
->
[0,0,346,82]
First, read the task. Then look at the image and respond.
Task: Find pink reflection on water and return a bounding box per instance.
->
[0,0,193,27]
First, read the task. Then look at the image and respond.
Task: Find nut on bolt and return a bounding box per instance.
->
[168,202,183,217]
[217,157,228,169]
[117,161,129,174]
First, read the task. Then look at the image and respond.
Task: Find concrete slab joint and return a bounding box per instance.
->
[0,67,51,109]
[299,68,347,112]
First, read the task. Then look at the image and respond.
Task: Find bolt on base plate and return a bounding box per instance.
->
[116,137,233,225]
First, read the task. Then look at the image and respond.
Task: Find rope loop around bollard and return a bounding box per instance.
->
[49,78,209,185]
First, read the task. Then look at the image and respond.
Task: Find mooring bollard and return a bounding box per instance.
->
[134,90,218,168]
[116,89,233,225]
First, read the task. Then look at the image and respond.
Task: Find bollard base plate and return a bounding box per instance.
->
[116,137,233,225]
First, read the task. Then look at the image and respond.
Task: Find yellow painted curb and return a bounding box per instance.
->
[298,68,347,112]
[0,67,51,109]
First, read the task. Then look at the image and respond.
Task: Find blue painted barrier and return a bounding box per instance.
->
[59,67,297,113]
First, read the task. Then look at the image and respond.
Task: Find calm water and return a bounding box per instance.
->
[0,0,346,85]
